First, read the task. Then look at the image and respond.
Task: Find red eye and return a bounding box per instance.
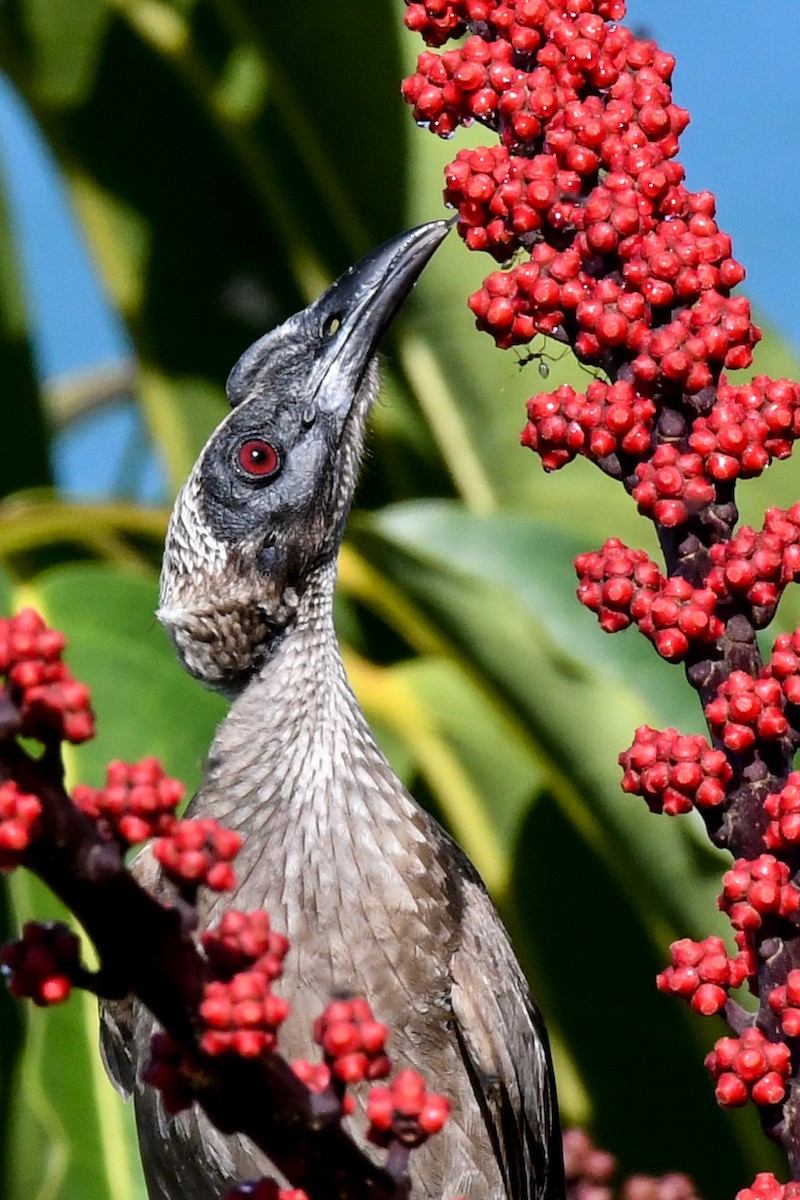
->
[238,439,279,478]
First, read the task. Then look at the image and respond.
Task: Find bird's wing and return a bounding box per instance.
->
[450,878,564,1200]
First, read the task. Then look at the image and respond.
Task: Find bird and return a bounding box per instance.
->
[101,220,564,1200]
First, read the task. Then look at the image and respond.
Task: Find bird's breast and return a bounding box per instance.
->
[194,680,462,1066]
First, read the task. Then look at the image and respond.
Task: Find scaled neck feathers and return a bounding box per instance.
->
[186,558,448,931]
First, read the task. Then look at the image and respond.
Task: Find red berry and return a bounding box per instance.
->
[719,855,800,931]
[154,818,242,893]
[706,1028,790,1108]
[313,997,391,1084]
[1,921,81,1006]
[367,1069,451,1148]
[0,782,42,871]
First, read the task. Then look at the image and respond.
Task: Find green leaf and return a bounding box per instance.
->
[18,0,111,108]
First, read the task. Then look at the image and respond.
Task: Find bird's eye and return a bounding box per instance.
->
[322,313,341,337]
[237,439,280,479]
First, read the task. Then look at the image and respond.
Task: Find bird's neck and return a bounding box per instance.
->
[191,556,427,856]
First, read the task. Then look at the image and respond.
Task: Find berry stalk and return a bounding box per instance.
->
[401,0,800,1188]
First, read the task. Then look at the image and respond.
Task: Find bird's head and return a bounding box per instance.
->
[158,220,449,694]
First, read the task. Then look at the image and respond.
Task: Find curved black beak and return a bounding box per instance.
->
[226,220,450,417]
[303,219,450,420]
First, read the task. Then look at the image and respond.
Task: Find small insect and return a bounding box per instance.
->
[514,344,569,378]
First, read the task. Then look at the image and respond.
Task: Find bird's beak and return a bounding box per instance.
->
[306,219,450,427]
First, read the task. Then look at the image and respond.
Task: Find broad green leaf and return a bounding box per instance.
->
[0,497,166,575]
[18,0,111,109]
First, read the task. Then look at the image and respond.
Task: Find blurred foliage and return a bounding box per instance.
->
[0,2,798,1199]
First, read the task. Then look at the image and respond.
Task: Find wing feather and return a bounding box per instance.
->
[450,880,564,1200]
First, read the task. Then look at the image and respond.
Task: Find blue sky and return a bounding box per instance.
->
[0,74,130,380]
[624,3,800,353]
[0,4,798,494]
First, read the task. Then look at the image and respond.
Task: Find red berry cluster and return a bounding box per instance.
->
[656,937,747,1016]
[575,539,722,661]
[199,972,290,1058]
[404,0,754,360]
[0,781,42,871]
[622,207,743,312]
[467,244,588,349]
[224,1183,307,1200]
[403,0,467,49]
[197,910,290,1059]
[575,539,663,632]
[574,276,649,364]
[403,0,796,556]
[367,1068,451,1148]
[704,672,788,753]
[707,506,800,625]
[201,910,289,981]
[521,379,654,470]
[403,0,800,1164]
[405,0,627,55]
[142,1030,197,1115]
[445,146,586,260]
[619,726,732,816]
[718,856,800,933]
[629,292,759,397]
[763,775,800,851]
[0,920,81,1006]
[690,376,800,483]
[737,1175,800,1200]
[562,1128,615,1200]
[153,818,241,892]
[313,997,391,1084]
[562,1127,699,1200]
[634,576,721,661]
[0,608,94,744]
[631,445,715,528]
[768,970,800,1039]
[767,630,800,707]
[704,1027,791,1108]
[72,757,184,846]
